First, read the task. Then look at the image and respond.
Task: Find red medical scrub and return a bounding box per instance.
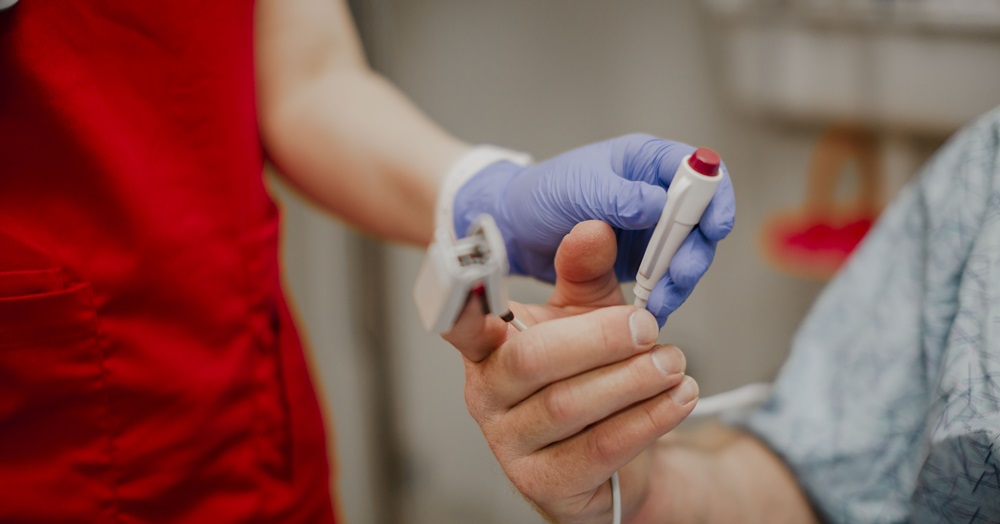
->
[0,1,336,522]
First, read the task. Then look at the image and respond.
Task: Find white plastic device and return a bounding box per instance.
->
[413,215,513,334]
[633,148,723,309]
[613,147,724,524]
[414,144,531,334]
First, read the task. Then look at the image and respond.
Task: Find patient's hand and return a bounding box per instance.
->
[444,221,699,523]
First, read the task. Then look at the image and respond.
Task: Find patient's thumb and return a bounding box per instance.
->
[549,220,624,308]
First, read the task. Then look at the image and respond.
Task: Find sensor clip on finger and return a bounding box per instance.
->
[414,215,519,334]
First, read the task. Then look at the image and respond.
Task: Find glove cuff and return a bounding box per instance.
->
[437,145,532,240]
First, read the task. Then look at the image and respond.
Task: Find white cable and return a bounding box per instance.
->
[509,312,620,522]
[689,382,772,418]
[617,148,741,523]
[611,470,622,524]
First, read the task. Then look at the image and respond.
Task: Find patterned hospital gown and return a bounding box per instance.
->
[742,107,1000,523]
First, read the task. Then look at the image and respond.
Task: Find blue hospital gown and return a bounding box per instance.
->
[742,108,1000,523]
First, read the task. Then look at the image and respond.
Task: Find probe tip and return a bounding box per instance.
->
[688,147,721,177]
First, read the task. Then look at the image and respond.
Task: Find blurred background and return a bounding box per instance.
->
[267,1,1000,522]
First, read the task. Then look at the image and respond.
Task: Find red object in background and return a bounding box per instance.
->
[759,126,882,279]
[761,213,875,278]
[0,2,336,522]
[782,217,873,254]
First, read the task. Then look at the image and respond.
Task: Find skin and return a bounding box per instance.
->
[445,222,820,524]
[255,0,468,245]
[254,1,818,521]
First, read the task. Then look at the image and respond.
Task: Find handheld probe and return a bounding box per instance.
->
[633,147,723,310]
[613,147,723,524]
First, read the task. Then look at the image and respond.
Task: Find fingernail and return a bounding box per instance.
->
[651,345,684,376]
[629,311,658,347]
[669,376,699,406]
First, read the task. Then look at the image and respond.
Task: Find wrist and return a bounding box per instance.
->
[628,439,710,524]
[443,144,532,238]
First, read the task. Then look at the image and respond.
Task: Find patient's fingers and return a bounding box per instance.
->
[473,305,660,411]
[513,378,699,503]
[501,344,687,452]
[443,292,512,364]
[444,220,627,362]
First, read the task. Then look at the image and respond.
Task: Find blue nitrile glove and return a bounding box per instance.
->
[453,134,735,325]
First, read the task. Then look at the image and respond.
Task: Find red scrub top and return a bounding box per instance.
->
[0,1,337,522]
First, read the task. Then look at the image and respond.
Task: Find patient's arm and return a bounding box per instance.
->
[630,424,819,524]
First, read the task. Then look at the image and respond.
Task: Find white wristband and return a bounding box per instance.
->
[436,145,533,240]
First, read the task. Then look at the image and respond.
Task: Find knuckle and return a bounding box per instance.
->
[540,383,578,427]
[586,426,622,466]
[507,335,545,383]
[642,394,686,435]
[631,359,657,390]
[598,318,616,355]
[599,307,634,356]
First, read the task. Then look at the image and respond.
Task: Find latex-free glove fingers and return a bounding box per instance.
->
[610,134,694,187]
[645,229,717,326]
[697,166,736,242]
[603,135,731,282]
[502,344,687,452]
[614,135,735,242]
[479,306,659,412]
[579,176,667,232]
[508,173,668,282]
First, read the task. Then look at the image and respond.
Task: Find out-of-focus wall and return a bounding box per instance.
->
[272,0,987,522]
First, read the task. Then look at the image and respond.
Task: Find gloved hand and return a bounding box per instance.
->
[452,134,735,325]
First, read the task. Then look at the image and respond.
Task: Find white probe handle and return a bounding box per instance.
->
[633,153,722,308]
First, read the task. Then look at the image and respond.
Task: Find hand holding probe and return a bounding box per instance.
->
[633,147,723,310]
[612,147,723,524]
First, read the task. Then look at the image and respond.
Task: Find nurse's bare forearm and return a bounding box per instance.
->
[263,68,466,244]
[630,426,820,524]
[255,0,468,245]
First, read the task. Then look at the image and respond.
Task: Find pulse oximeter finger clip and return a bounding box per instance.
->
[414,214,524,334]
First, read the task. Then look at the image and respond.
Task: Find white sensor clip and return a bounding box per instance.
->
[414,215,512,334]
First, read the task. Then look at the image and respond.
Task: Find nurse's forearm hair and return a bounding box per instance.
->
[628,425,821,524]
[255,0,469,245]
